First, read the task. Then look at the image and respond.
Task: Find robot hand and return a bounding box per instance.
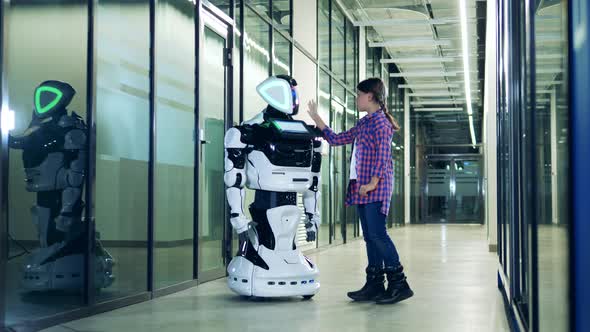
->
[305,213,320,242]
[305,222,317,242]
[55,214,74,232]
[230,214,252,234]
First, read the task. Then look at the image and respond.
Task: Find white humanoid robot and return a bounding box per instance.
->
[224,75,322,299]
[9,80,114,291]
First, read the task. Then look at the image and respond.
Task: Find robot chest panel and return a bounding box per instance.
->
[257,139,313,168]
[22,128,66,169]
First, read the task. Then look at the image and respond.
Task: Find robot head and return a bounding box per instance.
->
[33,80,76,118]
[256,75,300,116]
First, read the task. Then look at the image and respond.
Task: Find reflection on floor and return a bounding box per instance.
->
[39,225,510,332]
[5,240,224,325]
[537,224,569,332]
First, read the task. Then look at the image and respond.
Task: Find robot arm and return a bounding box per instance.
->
[224,127,251,234]
[56,128,87,233]
[302,139,323,242]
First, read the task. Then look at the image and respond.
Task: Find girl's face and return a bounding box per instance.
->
[356,90,373,113]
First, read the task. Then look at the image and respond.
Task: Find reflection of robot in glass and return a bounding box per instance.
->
[224,75,322,299]
[8,80,114,291]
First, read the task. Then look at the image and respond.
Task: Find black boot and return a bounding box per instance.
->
[347,267,385,301]
[375,265,414,305]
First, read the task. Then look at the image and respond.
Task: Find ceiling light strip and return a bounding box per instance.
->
[459,0,476,146]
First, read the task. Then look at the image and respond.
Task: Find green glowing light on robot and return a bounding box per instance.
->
[35,86,63,115]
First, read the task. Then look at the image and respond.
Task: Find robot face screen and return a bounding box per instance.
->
[35,86,64,115]
[256,77,295,114]
[272,120,310,134]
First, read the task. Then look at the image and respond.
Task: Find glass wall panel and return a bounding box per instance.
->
[331,6,345,81]
[331,96,345,245]
[271,0,290,33]
[318,0,329,67]
[390,83,403,227]
[366,43,374,79]
[209,0,231,16]
[344,94,357,240]
[246,0,269,18]
[273,30,291,76]
[534,1,569,330]
[153,0,196,289]
[243,6,270,120]
[410,112,422,223]
[345,21,356,86]
[3,0,89,325]
[332,80,345,105]
[197,24,228,279]
[95,0,150,302]
[242,6,270,226]
[424,159,452,222]
[391,147,404,227]
[318,69,331,248]
[224,1,242,258]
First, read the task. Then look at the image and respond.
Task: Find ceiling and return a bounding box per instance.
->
[339,0,486,147]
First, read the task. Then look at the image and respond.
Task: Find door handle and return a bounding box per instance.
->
[198,129,209,144]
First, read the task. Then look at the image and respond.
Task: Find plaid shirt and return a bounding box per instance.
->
[322,110,395,216]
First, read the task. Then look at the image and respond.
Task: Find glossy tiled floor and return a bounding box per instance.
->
[42,225,510,332]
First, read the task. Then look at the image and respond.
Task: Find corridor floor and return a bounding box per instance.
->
[42,225,510,332]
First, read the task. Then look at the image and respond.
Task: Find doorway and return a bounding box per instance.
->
[196,8,232,282]
[422,155,483,223]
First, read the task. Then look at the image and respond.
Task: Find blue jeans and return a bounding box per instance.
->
[357,202,400,269]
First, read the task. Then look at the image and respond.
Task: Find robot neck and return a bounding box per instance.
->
[264,106,292,121]
[33,108,67,124]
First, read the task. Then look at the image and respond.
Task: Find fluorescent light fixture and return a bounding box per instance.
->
[411,100,464,105]
[353,18,470,27]
[409,92,462,97]
[460,0,476,145]
[414,107,463,112]
[390,71,459,78]
[1,105,15,131]
[381,57,456,64]
[400,83,460,89]
[469,115,476,146]
[369,39,452,48]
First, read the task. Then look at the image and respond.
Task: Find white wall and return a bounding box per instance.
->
[293,0,317,58]
[293,47,318,124]
[358,27,366,82]
[292,0,318,126]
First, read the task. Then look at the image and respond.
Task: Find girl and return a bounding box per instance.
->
[307,77,413,305]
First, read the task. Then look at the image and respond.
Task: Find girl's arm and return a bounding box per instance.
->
[307,99,357,146]
[371,117,393,180]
